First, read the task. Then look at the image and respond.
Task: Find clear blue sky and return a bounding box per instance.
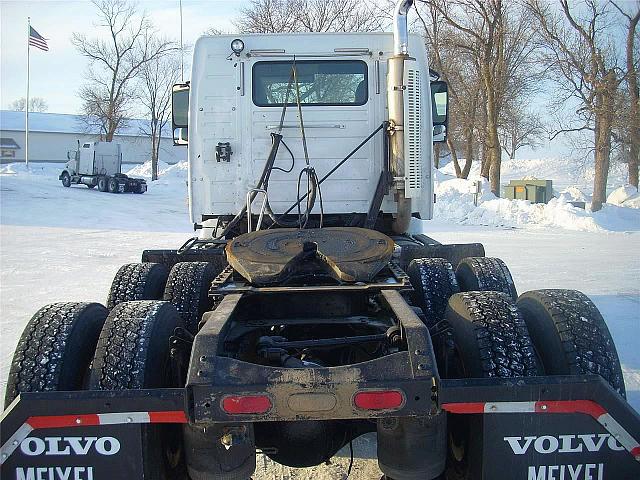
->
[0,0,573,158]
[0,0,242,113]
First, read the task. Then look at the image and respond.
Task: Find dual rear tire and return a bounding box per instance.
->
[406,256,626,478]
[6,259,227,477]
[5,300,188,478]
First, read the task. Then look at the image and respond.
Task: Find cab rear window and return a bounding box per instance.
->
[252,60,368,107]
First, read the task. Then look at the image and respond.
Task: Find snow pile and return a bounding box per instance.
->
[434,175,640,232]
[126,160,188,183]
[555,186,590,203]
[126,159,170,178]
[607,185,640,209]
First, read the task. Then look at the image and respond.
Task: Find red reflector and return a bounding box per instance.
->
[222,395,272,414]
[354,390,404,410]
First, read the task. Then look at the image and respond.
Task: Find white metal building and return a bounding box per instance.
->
[0,110,184,165]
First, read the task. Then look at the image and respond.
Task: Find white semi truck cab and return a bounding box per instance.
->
[171,27,448,236]
[60,141,147,194]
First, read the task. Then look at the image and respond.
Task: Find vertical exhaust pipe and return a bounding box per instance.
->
[388,0,414,234]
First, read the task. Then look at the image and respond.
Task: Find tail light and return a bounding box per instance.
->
[222,395,272,414]
[354,390,404,410]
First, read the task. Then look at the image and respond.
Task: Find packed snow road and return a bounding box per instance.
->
[1,162,638,478]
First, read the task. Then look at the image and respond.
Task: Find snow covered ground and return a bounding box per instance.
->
[1,159,639,478]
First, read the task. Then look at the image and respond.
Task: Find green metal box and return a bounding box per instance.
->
[503,179,553,204]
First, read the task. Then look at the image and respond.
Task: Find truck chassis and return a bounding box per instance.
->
[2,232,639,480]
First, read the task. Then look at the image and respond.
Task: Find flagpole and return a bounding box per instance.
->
[25,16,30,168]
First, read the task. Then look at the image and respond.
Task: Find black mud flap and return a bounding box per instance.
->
[2,424,144,480]
[1,389,186,480]
[441,376,640,479]
[482,412,639,479]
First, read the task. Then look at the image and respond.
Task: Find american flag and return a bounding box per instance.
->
[29,26,48,52]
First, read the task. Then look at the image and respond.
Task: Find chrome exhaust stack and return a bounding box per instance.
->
[388,0,414,234]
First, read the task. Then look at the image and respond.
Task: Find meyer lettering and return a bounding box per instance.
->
[527,464,604,480]
[568,464,583,480]
[15,467,94,480]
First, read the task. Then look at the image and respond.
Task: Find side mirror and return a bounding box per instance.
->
[433,125,446,143]
[66,151,70,160]
[172,83,190,146]
[430,80,448,125]
[174,127,189,145]
[430,81,448,143]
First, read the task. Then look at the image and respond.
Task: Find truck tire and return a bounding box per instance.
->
[61,171,71,187]
[134,182,145,194]
[443,292,542,480]
[97,176,108,192]
[106,262,169,310]
[517,289,626,397]
[407,258,460,327]
[163,262,219,333]
[455,257,517,300]
[89,301,186,479]
[445,291,541,378]
[108,176,120,193]
[4,302,108,407]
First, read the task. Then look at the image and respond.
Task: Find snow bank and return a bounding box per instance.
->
[434,176,640,232]
[126,159,188,182]
[607,185,640,209]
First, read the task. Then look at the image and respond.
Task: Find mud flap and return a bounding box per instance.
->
[482,413,639,479]
[440,376,640,480]
[1,389,186,480]
[2,424,144,480]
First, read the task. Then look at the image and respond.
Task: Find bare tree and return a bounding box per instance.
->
[138,42,181,181]
[418,3,483,179]
[425,0,538,195]
[72,0,175,141]
[235,0,383,33]
[499,106,544,160]
[611,2,640,188]
[9,97,48,112]
[527,0,627,211]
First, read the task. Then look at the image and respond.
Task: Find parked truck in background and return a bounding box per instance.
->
[60,141,147,194]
